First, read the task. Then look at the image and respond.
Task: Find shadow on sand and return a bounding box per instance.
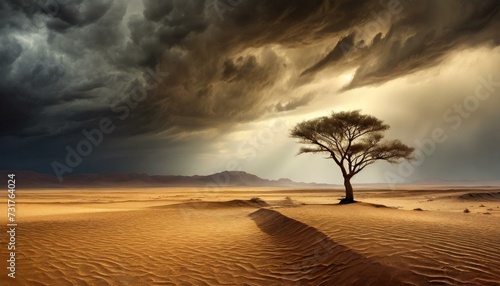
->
[249,208,425,285]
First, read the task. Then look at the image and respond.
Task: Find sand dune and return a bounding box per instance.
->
[279,204,500,285]
[459,191,500,201]
[1,206,283,285]
[1,188,499,285]
[153,198,270,210]
[249,208,427,285]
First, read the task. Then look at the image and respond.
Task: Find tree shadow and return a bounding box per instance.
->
[249,208,425,285]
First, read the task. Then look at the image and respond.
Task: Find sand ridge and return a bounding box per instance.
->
[0,188,499,285]
[279,204,500,285]
[249,208,427,285]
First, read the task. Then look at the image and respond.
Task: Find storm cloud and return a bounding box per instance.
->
[0,0,499,182]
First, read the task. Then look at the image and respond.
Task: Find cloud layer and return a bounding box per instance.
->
[1,0,499,181]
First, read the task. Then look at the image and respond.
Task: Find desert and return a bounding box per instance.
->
[1,186,498,285]
[3,1,500,285]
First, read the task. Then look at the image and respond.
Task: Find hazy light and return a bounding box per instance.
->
[341,73,354,84]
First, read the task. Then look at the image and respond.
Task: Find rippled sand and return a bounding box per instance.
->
[279,203,500,285]
[0,187,499,285]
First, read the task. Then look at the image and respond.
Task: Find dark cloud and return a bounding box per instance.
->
[46,0,114,32]
[115,0,387,136]
[6,0,498,139]
[276,92,315,112]
[303,1,500,89]
[143,0,173,22]
[208,0,378,46]
[301,33,357,76]
[0,0,499,179]
[0,88,38,137]
[0,36,22,68]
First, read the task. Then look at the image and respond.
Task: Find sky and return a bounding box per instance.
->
[1,0,499,185]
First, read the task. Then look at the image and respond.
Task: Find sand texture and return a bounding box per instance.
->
[0,187,499,285]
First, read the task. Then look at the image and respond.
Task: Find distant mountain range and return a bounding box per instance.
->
[3,170,499,189]
[0,170,337,189]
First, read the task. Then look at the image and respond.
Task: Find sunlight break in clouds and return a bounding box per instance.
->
[0,0,499,185]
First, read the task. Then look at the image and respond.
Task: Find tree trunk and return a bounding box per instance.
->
[340,176,355,204]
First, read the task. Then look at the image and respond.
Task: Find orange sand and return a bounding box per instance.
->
[0,187,498,285]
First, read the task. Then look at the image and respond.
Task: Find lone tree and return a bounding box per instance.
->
[290,110,414,204]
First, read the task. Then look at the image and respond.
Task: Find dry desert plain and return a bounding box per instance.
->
[0,187,499,285]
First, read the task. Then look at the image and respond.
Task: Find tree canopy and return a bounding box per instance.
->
[290,110,414,203]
